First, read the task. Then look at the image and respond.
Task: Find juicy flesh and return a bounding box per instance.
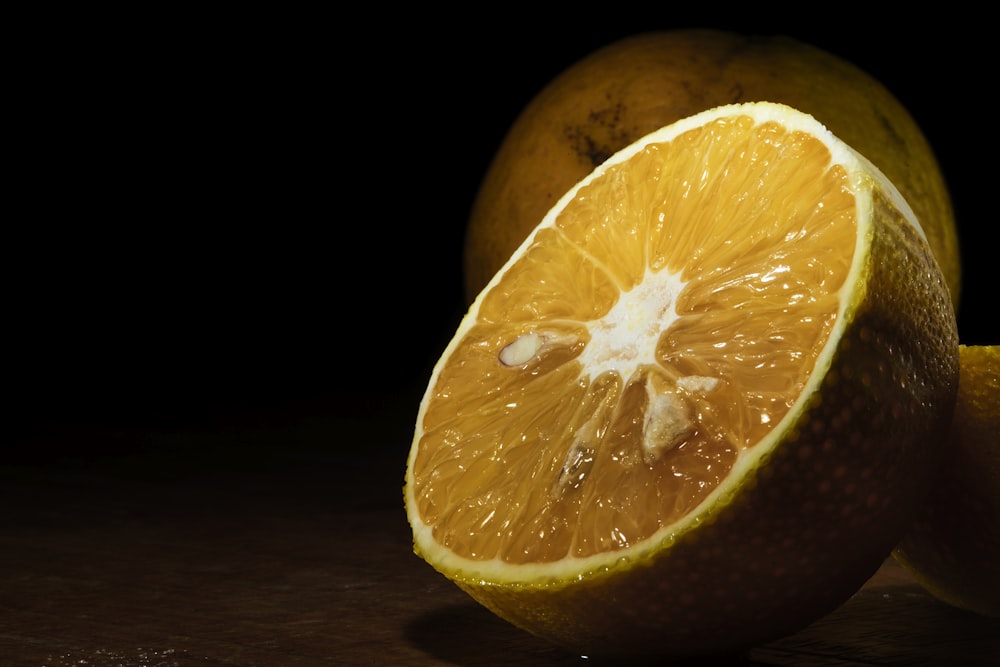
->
[413,116,856,564]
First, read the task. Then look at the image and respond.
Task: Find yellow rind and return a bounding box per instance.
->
[893,345,1000,618]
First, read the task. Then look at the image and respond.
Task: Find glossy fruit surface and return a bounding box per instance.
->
[408,102,959,659]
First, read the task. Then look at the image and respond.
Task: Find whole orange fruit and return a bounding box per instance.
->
[893,345,999,617]
[463,29,961,308]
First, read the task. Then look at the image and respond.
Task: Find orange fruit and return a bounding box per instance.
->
[463,29,961,310]
[405,102,959,659]
[893,345,1000,617]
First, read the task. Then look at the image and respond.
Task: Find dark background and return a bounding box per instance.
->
[7,12,992,475]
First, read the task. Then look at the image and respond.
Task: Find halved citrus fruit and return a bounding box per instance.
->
[405,102,959,659]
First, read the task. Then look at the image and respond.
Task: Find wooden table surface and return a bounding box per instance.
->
[2,410,997,667]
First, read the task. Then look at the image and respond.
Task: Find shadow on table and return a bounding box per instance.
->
[406,584,1000,666]
[752,584,1000,666]
[405,601,769,666]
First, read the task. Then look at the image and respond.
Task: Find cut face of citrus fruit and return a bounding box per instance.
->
[894,345,1000,617]
[405,102,958,659]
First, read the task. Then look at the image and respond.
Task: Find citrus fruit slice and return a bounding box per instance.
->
[894,345,1000,617]
[405,102,958,659]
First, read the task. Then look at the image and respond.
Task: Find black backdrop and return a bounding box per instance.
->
[8,11,992,468]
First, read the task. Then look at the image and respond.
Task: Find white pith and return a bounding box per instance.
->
[575,267,684,377]
[406,101,922,585]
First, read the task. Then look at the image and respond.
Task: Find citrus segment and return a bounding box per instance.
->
[406,102,958,658]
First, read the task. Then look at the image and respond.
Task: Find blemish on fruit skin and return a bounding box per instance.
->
[728,83,744,104]
[564,101,633,168]
[874,107,906,148]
